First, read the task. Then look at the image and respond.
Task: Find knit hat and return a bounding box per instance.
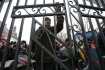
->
[0,34,6,40]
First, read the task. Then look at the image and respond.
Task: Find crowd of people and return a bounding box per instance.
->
[0,34,28,62]
[0,22,104,70]
[0,28,105,70]
[55,36,105,70]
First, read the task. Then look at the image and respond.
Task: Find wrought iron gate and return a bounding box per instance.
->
[0,0,105,70]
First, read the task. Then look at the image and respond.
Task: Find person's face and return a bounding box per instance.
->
[22,43,25,46]
[66,41,68,45]
[70,41,74,46]
[88,40,92,46]
[80,41,82,44]
[44,19,51,27]
[0,40,6,47]
[9,44,13,48]
[79,41,83,46]
[20,43,23,48]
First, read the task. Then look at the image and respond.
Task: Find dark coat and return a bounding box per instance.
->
[97,28,105,56]
[13,47,27,55]
[0,47,9,61]
[34,16,64,63]
[0,48,4,62]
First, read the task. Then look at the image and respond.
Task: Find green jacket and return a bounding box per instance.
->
[60,46,75,58]
[34,16,64,63]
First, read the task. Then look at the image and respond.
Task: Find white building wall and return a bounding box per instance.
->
[10,37,17,41]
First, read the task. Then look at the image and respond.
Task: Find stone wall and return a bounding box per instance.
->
[0,21,18,41]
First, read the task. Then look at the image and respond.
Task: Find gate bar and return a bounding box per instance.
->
[100,0,105,8]
[63,0,75,70]
[75,0,95,69]
[0,0,5,12]
[41,1,45,70]
[88,17,105,70]
[1,18,15,70]
[83,0,86,5]
[13,0,28,70]
[79,4,105,11]
[53,0,58,70]
[82,14,105,19]
[13,3,64,9]
[1,0,21,70]
[12,13,65,18]
[27,1,37,70]
[0,0,13,41]
[13,18,25,70]
[95,0,100,8]
[88,0,93,7]
[34,0,36,5]
[27,17,35,70]
[0,0,14,70]
[95,18,105,49]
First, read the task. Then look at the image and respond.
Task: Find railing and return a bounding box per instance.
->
[0,0,105,70]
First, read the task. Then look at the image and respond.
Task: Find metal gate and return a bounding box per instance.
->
[0,0,105,70]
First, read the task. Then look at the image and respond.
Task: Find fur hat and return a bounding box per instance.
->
[0,34,6,40]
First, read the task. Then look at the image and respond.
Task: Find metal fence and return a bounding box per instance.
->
[0,0,105,70]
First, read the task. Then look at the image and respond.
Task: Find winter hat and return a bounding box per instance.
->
[0,34,6,40]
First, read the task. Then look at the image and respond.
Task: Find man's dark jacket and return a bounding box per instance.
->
[97,28,105,56]
[34,16,64,63]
